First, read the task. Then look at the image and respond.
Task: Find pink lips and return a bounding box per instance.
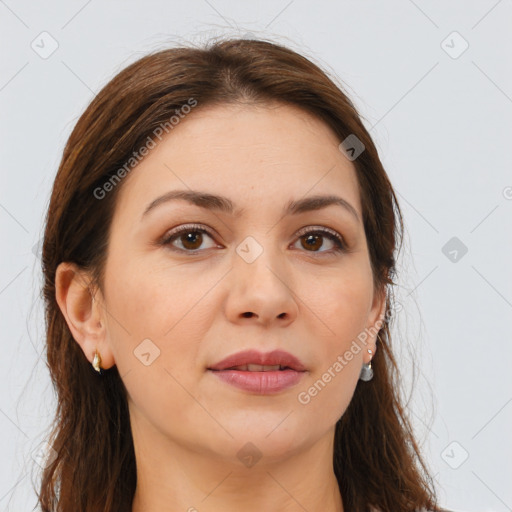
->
[207,349,307,394]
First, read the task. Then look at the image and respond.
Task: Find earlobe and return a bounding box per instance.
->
[55,262,115,370]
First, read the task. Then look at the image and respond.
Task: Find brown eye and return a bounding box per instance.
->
[300,233,323,251]
[294,227,346,255]
[178,231,204,250]
[161,224,217,253]
[161,224,346,256]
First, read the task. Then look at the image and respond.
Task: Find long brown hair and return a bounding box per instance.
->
[38,37,440,512]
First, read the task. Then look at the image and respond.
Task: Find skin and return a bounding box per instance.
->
[55,101,386,512]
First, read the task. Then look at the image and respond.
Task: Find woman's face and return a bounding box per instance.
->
[94,102,384,466]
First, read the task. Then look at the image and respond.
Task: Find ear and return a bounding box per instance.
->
[55,262,116,370]
[365,285,387,360]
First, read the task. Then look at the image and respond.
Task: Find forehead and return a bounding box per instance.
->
[113,102,362,220]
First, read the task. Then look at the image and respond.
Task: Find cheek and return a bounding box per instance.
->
[103,258,211,377]
[296,303,366,426]
[288,265,373,422]
[106,254,214,335]
[104,265,215,438]
[308,263,374,351]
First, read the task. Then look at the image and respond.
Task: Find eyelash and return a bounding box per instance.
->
[160,223,347,256]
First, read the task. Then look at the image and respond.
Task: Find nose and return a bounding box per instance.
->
[224,244,299,327]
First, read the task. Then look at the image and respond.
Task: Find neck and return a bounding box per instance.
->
[130,424,344,512]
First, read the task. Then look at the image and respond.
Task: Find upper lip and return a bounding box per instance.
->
[208,349,307,372]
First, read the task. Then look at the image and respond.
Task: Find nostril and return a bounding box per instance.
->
[242,312,254,318]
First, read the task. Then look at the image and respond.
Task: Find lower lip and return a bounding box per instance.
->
[208,369,305,394]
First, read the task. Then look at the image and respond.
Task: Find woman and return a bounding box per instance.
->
[38,37,444,511]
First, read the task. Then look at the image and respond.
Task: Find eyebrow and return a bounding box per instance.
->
[141,189,360,223]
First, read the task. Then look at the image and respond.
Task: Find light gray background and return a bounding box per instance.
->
[1,1,511,511]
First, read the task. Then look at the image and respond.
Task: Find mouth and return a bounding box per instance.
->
[207,366,306,394]
[213,364,296,372]
[208,349,307,373]
[207,350,307,394]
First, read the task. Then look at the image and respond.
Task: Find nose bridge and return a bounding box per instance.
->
[234,232,287,287]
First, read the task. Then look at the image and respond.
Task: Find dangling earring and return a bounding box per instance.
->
[92,350,102,373]
[359,348,374,381]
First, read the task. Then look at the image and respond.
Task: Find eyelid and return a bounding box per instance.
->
[160,223,218,247]
[294,225,345,245]
[160,223,347,254]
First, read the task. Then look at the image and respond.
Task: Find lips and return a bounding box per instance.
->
[228,364,283,371]
[208,349,307,372]
[207,349,307,394]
